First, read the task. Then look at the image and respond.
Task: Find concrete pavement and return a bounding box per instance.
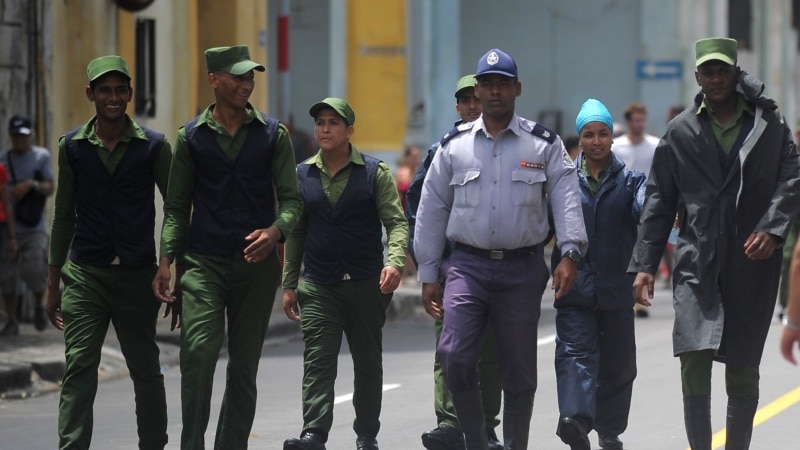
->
[0,281,427,400]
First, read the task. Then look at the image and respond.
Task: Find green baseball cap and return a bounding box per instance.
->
[309,97,356,126]
[695,37,738,67]
[205,45,265,75]
[455,74,476,98]
[87,55,131,83]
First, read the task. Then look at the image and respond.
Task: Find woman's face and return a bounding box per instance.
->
[579,122,613,163]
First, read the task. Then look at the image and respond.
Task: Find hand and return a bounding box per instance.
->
[379,266,402,294]
[244,225,281,263]
[152,259,175,304]
[45,282,64,331]
[744,231,777,260]
[780,323,800,365]
[633,272,654,307]
[45,267,64,330]
[10,180,35,200]
[552,258,578,299]
[421,282,443,319]
[283,288,301,322]
[162,290,182,331]
[6,238,17,260]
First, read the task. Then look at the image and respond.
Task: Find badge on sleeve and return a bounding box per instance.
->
[561,147,575,168]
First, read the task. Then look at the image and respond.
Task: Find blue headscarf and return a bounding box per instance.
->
[575,98,614,134]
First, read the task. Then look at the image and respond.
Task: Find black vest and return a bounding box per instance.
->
[185,114,279,256]
[65,125,163,266]
[298,155,384,284]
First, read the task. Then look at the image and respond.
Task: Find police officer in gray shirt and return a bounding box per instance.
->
[414,48,588,450]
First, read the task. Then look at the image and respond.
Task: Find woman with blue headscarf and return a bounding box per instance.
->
[552,99,647,450]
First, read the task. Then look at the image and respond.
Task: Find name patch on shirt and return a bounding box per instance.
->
[520,160,544,170]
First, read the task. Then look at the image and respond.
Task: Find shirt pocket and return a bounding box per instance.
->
[450,169,480,208]
[511,169,546,206]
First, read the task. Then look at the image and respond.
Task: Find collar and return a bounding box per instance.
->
[474,114,523,138]
[70,115,144,144]
[303,143,364,169]
[696,93,753,117]
[194,103,264,130]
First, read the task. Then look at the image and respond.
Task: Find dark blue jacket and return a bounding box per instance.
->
[65,126,163,266]
[184,115,279,256]
[299,155,384,284]
[553,152,646,310]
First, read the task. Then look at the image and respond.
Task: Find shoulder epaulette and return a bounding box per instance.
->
[529,122,556,144]
[439,121,474,147]
[519,118,556,144]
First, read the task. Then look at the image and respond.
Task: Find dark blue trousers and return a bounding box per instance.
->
[554,307,636,436]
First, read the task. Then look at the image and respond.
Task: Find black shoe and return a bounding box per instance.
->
[0,320,19,337]
[356,436,378,450]
[34,306,48,331]
[421,424,465,450]
[557,417,590,450]
[284,431,327,450]
[599,434,623,449]
[487,428,504,450]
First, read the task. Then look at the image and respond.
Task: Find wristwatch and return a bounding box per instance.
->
[32,180,40,192]
[564,249,581,262]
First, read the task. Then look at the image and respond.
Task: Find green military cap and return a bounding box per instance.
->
[455,74,476,98]
[309,97,356,126]
[205,45,265,75]
[695,37,738,67]
[87,55,131,82]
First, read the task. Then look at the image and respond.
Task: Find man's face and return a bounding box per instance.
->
[314,108,353,153]
[86,73,132,123]
[474,74,521,121]
[695,61,738,105]
[626,111,647,136]
[209,70,255,109]
[455,87,481,123]
[10,133,31,151]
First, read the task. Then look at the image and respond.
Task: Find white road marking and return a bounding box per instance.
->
[334,383,401,405]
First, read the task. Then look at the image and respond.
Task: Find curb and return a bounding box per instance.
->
[0,285,422,400]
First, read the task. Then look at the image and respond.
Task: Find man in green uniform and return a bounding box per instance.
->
[281,98,408,450]
[47,55,170,450]
[152,45,302,449]
[631,38,800,449]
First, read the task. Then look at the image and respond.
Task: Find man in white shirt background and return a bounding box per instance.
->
[611,102,660,175]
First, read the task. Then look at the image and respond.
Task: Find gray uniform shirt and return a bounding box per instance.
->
[1,146,54,234]
[414,115,588,283]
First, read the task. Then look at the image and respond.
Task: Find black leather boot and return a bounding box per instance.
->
[725,397,758,450]
[683,395,711,450]
[502,391,535,450]
[451,388,489,450]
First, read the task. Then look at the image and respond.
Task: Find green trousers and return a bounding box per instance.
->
[679,350,760,399]
[297,277,392,441]
[433,314,501,431]
[179,252,280,450]
[58,261,167,450]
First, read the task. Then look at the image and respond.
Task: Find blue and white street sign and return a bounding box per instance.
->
[637,60,682,80]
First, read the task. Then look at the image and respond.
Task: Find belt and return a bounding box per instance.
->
[454,242,541,260]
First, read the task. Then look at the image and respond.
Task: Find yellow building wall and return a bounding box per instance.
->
[195,0,268,114]
[347,0,406,151]
[50,0,120,147]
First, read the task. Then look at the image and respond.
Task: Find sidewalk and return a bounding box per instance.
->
[0,282,427,400]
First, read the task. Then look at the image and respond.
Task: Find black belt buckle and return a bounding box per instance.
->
[490,250,504,260]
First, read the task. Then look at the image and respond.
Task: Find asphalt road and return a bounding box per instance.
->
[1,287,799,449]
